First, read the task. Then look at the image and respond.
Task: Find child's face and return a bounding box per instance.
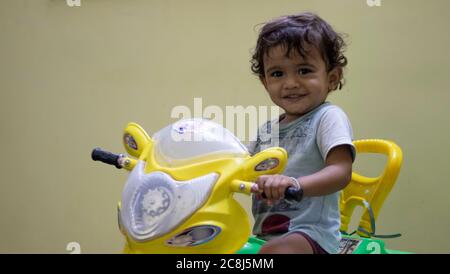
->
[261,45,341,123]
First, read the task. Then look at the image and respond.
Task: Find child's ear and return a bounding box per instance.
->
[327,67,342,91]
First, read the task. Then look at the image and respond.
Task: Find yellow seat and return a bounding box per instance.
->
[340,139,403,238]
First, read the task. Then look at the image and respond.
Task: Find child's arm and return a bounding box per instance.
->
[253,145,352,202]
[296,144,352,197]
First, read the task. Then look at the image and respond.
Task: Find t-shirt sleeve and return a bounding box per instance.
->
[316,106,356,162]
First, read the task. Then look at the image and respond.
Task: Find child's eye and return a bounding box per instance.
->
[298,68,312,75]
[270,71,284,78]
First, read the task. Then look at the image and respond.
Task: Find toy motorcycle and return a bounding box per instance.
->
[92,119,408,254]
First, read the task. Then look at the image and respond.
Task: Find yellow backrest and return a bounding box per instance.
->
[340,139,403,237]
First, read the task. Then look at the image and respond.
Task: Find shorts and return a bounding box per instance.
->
[292,231,328,254]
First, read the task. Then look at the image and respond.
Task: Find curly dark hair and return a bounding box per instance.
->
[250,12,348,90]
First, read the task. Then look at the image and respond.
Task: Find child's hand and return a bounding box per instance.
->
[252,175,298,205]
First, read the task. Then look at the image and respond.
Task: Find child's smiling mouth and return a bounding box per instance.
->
[282,94,307,102]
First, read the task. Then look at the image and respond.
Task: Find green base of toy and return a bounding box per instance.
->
[236,236,265,254]
[236,235,411,254]
[339,234,412,254]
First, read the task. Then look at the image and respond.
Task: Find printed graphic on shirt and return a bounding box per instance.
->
[256,117,314,155]
[257,122,274,148]
[284,117,313,139]
[261,214,291,234]
[280,125,313,155]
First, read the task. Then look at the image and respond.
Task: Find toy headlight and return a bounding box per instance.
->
[120,161,218,242]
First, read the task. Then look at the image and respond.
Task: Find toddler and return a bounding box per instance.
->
[247,12,355,254]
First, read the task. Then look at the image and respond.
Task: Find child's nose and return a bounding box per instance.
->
[283,76,300,89]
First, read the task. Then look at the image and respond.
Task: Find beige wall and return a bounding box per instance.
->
[1,0,449,253]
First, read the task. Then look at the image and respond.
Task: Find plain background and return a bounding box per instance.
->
[1,0,449,253]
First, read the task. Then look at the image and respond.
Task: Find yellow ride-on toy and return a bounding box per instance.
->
[92,119,406,254]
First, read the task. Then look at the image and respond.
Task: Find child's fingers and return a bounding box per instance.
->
[277,177,291,200]
[255,175,269,193]
[250,183,259,193]
[256,175,293,201]
[276,183,285,200]
[262,176,271,199]
[263,176,278,200]
[273,176,286,200]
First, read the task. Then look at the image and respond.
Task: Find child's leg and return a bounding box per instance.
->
[258,232,326,254]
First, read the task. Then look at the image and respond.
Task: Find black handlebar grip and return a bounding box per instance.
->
[262,186,303,202]
[91,147,122,169]
[284,187,304,202]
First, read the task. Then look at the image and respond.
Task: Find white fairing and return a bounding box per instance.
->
[121,161,219,242]
[152,118,249,167]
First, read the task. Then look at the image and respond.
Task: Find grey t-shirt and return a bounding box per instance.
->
[247,102,355,254]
